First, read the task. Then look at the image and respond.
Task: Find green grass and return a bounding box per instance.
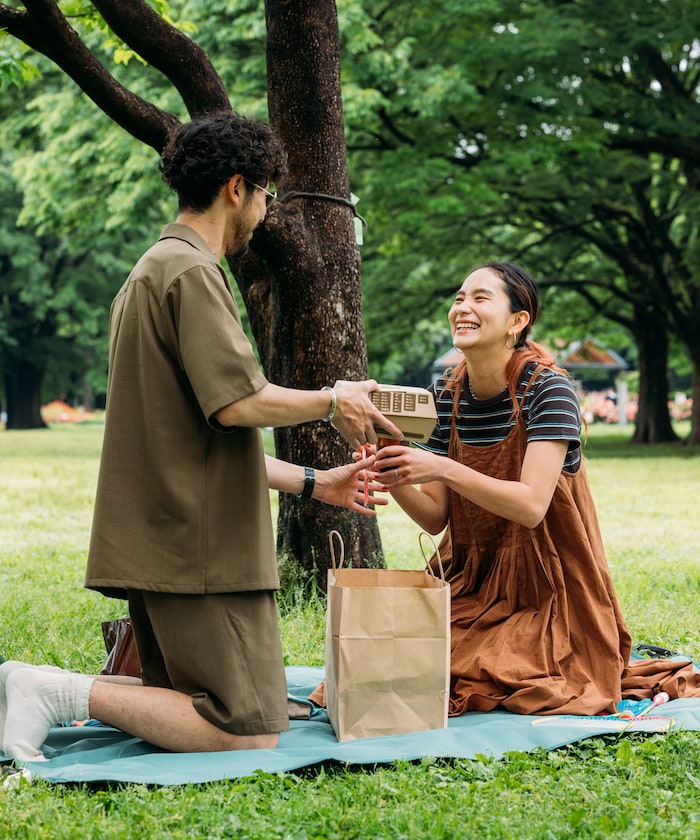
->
[1,422,700,839]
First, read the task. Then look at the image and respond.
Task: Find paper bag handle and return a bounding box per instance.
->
[419,531,446,581]
[329,529,346,572]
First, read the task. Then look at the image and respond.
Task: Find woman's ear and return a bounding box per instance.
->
[510,310,530,343]
[513,310,530,333]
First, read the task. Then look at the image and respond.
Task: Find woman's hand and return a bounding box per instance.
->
[372,444,444,487]
[371,445,449,534]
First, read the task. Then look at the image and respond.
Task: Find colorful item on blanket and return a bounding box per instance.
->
[615,692,669,719]
[531,691,673,732]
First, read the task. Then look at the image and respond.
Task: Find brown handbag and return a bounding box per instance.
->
[100,617,141,678]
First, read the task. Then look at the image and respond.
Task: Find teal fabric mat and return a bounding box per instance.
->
[4,666,700,786]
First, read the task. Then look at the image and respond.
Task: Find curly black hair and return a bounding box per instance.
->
[160,111,288,212]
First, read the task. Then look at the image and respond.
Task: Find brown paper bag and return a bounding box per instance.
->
[325,530,450,742]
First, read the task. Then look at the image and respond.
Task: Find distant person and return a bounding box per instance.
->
[374,261,700,715]
[1,110,401,761]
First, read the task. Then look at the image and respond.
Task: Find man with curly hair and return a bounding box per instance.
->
[1,111,400,759]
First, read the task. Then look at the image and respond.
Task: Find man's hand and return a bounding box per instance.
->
[313,456,389,516]
[330,380,403,449]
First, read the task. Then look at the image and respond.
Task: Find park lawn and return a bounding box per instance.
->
[1,422,699,839]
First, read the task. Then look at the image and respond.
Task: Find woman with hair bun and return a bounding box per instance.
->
[374,261,700,716]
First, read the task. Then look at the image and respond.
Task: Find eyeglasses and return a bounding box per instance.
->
[245,179,277,207]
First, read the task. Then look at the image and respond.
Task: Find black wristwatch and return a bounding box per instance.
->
[296,467,316,501]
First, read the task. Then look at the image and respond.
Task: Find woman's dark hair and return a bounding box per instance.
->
[485,261,540,348]
[160,111,288,212]
[445,261,567,417]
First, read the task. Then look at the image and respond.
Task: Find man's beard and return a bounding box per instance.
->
[225,215,256,257]
[225,239,250,258]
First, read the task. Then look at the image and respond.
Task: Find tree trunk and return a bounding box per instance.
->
[230,0,383,589]
[667,285,700,446]
[630,309,678,444]
[3,359,47,430]
[686,361,700,446]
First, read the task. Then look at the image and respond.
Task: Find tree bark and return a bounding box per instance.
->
[229,0,384,589]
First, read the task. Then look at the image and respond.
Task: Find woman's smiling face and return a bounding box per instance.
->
[449,267,525,352]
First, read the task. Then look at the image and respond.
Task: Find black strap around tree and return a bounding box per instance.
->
[280,191,367,228]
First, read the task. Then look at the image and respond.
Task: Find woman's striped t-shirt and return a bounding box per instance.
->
[419,361,582,473]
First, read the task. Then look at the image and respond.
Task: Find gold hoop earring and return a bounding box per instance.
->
[505,333,515,350]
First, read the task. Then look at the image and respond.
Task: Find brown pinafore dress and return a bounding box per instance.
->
[439,392,700,716]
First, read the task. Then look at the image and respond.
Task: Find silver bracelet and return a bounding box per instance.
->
[321,385,336,422]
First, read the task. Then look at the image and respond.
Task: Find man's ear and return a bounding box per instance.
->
[226,174,244,204]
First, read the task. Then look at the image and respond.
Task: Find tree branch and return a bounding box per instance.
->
[1,0,177,150]
[610,132,700,163]
[90,0,231,117]
[552,280,634,331]
[377,106,416,146]
[637,44,689,100]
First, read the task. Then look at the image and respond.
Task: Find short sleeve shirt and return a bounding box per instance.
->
[420,362,582,473]
[85,224,278,597]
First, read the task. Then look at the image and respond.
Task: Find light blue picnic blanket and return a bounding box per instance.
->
[4,666,700,786]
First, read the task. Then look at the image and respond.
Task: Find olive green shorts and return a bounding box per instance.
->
[128,590,289,736]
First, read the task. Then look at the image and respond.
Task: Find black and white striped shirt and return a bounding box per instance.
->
[419,362,582,473]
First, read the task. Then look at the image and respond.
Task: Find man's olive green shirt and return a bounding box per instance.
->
[85,224,279,598]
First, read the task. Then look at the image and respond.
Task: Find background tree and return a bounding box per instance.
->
[342,0,700,443]
[2,0,697,516]
[0,78,139,428]
[0,0,383,582]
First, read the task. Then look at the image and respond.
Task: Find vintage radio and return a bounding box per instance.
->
[370,385,438,443]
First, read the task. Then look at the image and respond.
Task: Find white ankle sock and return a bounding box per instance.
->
[0,661,68,749]
[2,669,94,762]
